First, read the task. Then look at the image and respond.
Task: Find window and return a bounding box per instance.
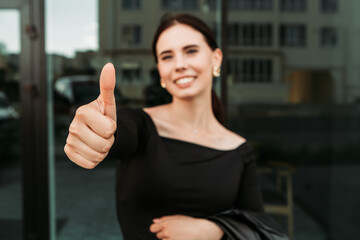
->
[161,0,198,10]
[208,0,273,11]
[228,23,273,47]
[228,24,238,46]
[258,24,273,46]
[122,68,141,82]
[280,0,307,12]
[229,0,273,11]
[228,58,273,83]
[122,0,141,10]
[205,0,217,10]
[320,27,337,47]
[280,24,306,47]
[121,62,141,82]
[320,0,338,13]
[122,25,141,46]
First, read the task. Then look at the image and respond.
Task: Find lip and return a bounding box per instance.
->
[173,76,196,89]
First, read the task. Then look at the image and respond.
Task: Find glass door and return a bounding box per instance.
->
[47,0,223,239]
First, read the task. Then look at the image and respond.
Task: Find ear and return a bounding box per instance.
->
[212,48,223,68]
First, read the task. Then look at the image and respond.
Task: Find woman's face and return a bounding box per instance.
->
[156,23,222,100]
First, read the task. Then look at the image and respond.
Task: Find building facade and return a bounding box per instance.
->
[99,0,360,104]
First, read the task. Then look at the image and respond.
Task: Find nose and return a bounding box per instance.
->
[175,54,186,72]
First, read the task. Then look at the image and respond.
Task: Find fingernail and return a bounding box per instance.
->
[153,218,159,223]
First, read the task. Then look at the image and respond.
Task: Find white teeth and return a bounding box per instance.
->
[175,77,194,84]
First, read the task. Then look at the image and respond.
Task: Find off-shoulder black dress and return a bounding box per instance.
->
[109,108,264,240]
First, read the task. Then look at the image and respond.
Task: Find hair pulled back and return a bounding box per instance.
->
[152,13,225,123]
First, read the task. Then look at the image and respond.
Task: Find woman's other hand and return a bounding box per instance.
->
[64,63,117,169]
[149,215,224,240]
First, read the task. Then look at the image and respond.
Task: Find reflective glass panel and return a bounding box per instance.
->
[46,0,222,238]
[0,9,22,239]
[226,0,360,239]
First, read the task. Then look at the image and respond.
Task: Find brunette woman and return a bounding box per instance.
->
[65,13,284,240]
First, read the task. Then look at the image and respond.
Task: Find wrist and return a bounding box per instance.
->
[197,218,224,240]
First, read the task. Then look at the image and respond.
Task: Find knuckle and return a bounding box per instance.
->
[83,161,97,169]
[93,152,105,163]
[103,139,114,153]
[110,135,115,144]
[75,106,86,117]
[64,144,71,157]
[68,122,78,135]
[76,105,92,121]
[64,145,97,169]
[163,230,169,236]
[65,135,73,147]
[64,144,76,161]
[110,119,117,132]
[103,122,116,138]
[103,129,113,139]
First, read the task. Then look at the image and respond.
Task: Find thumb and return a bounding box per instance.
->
[97,63,117,121]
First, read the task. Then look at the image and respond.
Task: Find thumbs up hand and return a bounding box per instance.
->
[64,63,117,169]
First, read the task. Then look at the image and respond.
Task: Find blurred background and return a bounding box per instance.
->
[1,0,360,239]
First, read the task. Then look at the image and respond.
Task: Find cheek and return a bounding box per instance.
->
[158,64,170,79]
[194,62,212,78]
[192,54,213,74]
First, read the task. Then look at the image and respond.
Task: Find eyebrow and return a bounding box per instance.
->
[158,44,199,57]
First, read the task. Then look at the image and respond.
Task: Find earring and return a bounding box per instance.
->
[213,66,221,77]
[160,79,166,88]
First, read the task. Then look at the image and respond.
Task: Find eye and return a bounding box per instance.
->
[186,49,198,54]
[161,55,172,61]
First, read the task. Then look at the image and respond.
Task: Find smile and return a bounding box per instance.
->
[174,77,196,85]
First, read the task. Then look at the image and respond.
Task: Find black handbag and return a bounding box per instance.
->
[207,209,289,240]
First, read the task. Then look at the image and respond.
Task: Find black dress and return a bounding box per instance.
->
[109,108,264,240]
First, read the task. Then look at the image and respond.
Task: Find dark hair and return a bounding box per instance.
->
[152,13,218,63]
[152,13,225,123]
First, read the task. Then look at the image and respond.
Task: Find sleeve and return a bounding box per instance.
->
[234,147,264,212]
[108,108,145,158]
[206,144,288,240]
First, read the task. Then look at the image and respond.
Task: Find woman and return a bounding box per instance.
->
[65,13,275,240]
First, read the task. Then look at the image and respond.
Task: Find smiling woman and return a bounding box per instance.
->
[64,13,287,240]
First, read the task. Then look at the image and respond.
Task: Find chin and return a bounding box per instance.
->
[173,89,208,101]
[174,94,196,100]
